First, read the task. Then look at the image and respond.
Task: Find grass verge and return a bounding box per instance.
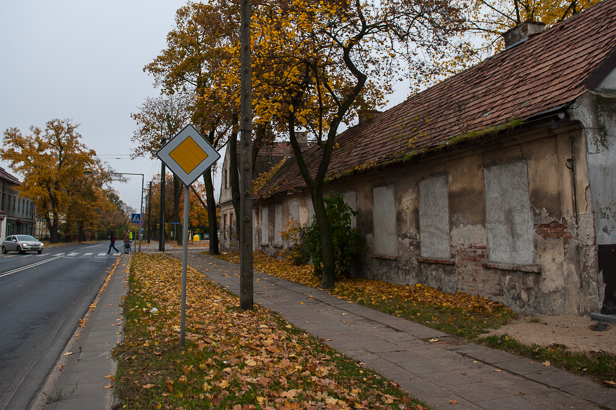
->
[113,253,430,409]
[479,335,616,382]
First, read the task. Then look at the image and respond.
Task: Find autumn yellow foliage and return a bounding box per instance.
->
[215,250,514,338]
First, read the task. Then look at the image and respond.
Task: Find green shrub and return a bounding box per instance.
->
[282,194,365,279]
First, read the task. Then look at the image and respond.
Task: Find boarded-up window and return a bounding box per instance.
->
[289,200,299,223]
[308,198,314,222]
[261,207,268,245]
[484,162,534,264]
[373,186,397,256]
[419,176,450,258]
[275,203,283,246]
[343,191,357,228]
[252,209,258,250]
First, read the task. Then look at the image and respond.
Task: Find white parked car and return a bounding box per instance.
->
[1,235,44,254]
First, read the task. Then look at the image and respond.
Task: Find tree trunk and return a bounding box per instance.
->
[240,0,253,311]
[312,186,335,288]
[203,169,219,255]
[46,213,59,243]
[173,175,182,245]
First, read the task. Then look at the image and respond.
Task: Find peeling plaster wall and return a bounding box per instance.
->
[571,93,616,245]
[570,90,616,313]
[254,119,604,315]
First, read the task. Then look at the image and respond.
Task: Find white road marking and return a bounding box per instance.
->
[83,253,93,256]
[66,253,79,257]
[0,255,64,278]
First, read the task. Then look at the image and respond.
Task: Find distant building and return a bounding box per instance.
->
[0,167,37,243]
[218,138,311,250]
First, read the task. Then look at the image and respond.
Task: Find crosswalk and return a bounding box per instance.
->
[2,251,128,259]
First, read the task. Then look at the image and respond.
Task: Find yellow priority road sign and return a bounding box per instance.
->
[156,124,221,186]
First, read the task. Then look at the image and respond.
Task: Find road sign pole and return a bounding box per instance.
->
[180,184,190,347]
[156,124,220,348]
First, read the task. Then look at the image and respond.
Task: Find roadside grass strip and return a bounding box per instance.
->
[114,253,428,410]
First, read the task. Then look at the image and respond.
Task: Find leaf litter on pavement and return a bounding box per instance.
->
[215,251,515,339]
[114,253,428,409]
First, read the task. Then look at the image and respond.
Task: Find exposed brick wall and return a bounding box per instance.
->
[537,221,572,243]
[456,245,489,268]
[453,244,501,297]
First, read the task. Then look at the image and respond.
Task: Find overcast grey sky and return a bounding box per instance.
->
[1,0,410,214]
[0,0,190,212]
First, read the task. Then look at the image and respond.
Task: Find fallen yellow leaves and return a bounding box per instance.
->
[115,253,423,409]
[215,250,514,339]
[217,250,510,315]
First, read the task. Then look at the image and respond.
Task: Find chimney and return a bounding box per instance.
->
[503,20,545,49]
[358,110,381,125]
[295,131,307,144]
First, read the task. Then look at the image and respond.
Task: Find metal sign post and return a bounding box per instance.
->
[131,213,143,252]
[156,124,220,347]
[180,184,190,347]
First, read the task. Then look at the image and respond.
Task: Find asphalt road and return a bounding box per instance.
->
[0,242,121,410]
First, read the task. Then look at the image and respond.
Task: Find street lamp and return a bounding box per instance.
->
[84,170,145,252]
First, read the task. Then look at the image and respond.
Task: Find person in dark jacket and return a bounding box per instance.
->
[107,231,119,254]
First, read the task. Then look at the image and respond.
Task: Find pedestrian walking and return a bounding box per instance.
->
[107,231,119,254]
[123,230,131,254]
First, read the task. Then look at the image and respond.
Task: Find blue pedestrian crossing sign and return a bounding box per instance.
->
[131,214,141,223]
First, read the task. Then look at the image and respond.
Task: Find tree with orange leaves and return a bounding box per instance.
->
[252,0,465,288]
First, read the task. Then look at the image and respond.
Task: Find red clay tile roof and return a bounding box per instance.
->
[259,0,616,198]
[0,167,21,186]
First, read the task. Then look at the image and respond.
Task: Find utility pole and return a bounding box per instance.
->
[147,181,152,243]
[239,0,253,310]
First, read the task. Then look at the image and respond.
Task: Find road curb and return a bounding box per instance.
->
[29,255,128,410]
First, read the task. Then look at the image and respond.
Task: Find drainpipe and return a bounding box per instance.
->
[567,134,587,313]
[566,137,579,225]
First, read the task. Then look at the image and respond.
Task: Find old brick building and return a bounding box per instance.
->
[253,0,616,316]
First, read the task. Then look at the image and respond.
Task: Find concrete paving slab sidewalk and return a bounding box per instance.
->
[184,251,616,410]
[33,255,130,410]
